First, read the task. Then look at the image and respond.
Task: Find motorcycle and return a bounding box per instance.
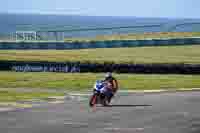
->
[89,80,113,107]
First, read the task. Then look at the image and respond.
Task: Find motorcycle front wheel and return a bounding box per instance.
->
[89,94,97,107]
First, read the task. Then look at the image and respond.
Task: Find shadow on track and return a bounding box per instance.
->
[106,104,152,108]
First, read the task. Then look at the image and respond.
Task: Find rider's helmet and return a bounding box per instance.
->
[105,72,112,80]
[105,72,112,77]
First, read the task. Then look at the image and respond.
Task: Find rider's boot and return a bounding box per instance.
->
[108,93,114,103]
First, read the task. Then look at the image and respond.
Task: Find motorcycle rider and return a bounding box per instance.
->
[103,72,118,103]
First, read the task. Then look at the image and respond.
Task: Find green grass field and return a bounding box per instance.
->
[0,90,63,102]
[1,71,200,102]
[0,72,200,91]
[1,41,200,102]
[0,45,200,64]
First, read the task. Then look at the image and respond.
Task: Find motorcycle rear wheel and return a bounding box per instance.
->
[101,95,109,106]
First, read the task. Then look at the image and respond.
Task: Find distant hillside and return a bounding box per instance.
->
[1,13,200,38]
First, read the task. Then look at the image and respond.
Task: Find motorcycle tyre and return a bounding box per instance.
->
[89,94,97,107]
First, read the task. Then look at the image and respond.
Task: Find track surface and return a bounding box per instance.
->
[1,91,200,133]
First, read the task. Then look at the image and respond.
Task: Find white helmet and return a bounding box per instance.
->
[105,72,112,78]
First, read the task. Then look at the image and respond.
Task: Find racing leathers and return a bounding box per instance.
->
[104,76,118,103]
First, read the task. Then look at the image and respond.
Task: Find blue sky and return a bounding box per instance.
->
[1,0,199,18]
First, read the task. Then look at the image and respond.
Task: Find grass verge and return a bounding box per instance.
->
[0,72,200,91]
[1,72,200,102]
[0,90,64,102]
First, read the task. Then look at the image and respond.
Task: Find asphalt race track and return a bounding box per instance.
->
[1,91,200,133]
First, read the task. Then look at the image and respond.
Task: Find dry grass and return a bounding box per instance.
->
[0,45,200,64]
[65,32,200,42]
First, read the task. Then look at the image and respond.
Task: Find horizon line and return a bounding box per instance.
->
[1,11,200,20]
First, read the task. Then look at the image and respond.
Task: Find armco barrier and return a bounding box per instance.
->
[0,38,200,49]
[1,61,200,74]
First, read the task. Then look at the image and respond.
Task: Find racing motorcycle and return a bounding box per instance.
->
[89,80,113,107]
